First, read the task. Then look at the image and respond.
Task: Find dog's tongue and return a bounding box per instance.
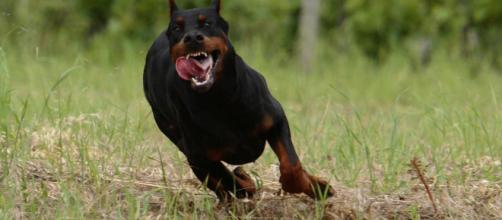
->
[175,56,213,81]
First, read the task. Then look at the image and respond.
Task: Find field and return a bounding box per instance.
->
[1,39,501,219]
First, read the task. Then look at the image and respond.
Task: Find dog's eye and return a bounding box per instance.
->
[172,24,183,32]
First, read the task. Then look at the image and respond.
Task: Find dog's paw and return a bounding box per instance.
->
[307,175,335,200]
[279,168,335,200]
[233,167,256,198]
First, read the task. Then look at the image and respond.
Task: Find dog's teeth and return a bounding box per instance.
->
[185,52,209,59]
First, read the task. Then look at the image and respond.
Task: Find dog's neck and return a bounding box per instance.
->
[215,52,259,100]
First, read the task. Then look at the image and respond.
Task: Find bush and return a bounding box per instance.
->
[0,0,500,64]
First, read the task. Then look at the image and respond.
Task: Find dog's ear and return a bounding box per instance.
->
[212,0,221,15]
[169,0,178,16]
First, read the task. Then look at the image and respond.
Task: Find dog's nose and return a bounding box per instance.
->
[184,32,205,45]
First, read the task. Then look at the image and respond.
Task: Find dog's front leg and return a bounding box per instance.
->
[267,117,335,199]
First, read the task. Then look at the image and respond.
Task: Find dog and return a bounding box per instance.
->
[143,0,334,201]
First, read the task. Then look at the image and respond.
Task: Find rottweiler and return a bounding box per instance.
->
[143,0,334,201]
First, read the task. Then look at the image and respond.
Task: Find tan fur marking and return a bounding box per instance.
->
[175,16,184,25]
[169,36,228,73]
[170,42,186,63]
[255,115,274,134]
[204,36,228,79]
[233,167,257,195]
[272,140,315,195]
[198,14,206,23]
[206,148,225,162]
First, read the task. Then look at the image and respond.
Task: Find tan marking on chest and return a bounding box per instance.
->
[254,115,274,134]
[206,146,231,162]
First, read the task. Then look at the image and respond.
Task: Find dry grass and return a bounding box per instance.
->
[10,151,502,219]
[3,114,499,219]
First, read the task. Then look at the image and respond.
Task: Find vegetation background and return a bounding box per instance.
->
[1,0,501,219]
[1,0,502,64]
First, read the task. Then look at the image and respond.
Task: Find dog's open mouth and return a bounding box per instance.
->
[175,51,220,89]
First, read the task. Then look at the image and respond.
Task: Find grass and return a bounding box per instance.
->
[0,36,501,219]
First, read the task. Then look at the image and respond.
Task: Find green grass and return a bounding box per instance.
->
[0,38,501,219]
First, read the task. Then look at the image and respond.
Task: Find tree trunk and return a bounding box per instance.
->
[297,0,321,73]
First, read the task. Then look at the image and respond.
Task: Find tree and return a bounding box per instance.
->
[297,0,321,73]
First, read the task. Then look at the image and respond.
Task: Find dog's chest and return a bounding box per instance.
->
[204,133,266,164]
[185,96,263,132]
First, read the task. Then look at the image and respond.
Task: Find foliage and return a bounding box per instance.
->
[1,0,501,62]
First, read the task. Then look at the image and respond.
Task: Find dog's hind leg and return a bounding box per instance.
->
[187,157,256,201]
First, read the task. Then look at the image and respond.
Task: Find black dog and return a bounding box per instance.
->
[143,0,334,200]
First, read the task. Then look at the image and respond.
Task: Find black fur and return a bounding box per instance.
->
[143,1,334,200]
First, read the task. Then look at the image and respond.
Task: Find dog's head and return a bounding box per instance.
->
[167,0,230,93]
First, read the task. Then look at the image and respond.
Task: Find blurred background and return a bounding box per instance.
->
[1,0,501,72]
